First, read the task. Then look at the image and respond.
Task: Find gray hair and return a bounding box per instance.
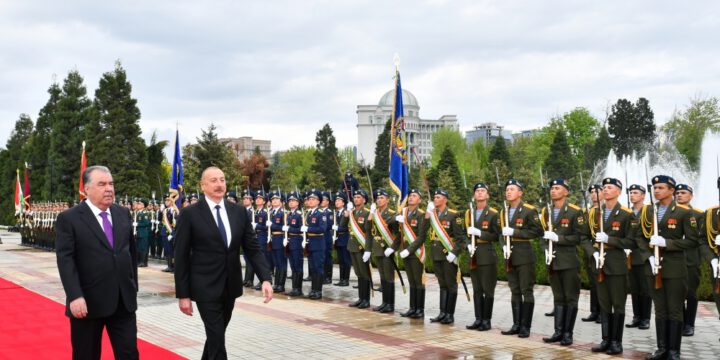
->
[83,165,112,187]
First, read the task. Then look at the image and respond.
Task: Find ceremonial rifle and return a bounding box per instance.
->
[540,168,554,275]
[462,170,477,269]
[360,153,406,294]
[495,167,512,273]
[645,164,662,289]
[595,186,606,283]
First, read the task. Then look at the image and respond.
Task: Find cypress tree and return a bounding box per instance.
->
[371,118,392,189]
[489,136,512,168]
[26,82,61,200]
[313,123,341,190]
[544,129,576,180]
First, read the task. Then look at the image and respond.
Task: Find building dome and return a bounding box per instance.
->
[378,89,419,107]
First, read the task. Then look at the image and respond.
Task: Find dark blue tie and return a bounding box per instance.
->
[215,205,228,247]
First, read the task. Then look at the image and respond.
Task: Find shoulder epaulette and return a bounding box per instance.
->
[620,206,633,214]
[488,207,498,213]
[676,204,689,210]
[363,207,370,212]
[448,209,457,214]
[388,209,396,214]
[568,203,580,211]
[523,203,535,210]
[417,209,426,214]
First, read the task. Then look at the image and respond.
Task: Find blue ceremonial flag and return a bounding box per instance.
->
[389,69,409,209]
[169,129,184,208]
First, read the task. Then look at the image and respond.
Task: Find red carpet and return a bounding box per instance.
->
[0,277,185,359]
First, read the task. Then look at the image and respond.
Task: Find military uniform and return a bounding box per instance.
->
[540,180,587,346]
[637,176,699,360]
[240,190,257,288]
[133,198,152,267]
[348,190,373,309]
[253,191,273,290]
[427,188,467,325]
[304,189,328,300]
[268,191,288,293]
[332,193,351,287]
[500,181,543,338]
[675,184,705,337]
[322,192,335,284]
[398,191,427,319]
[700,205,720,342]
[626,185,652,330]
[465,184,501,331]
[581,185,603,323]
[285,192,306,297]
[160,195,178,272]
[368,189,400,313]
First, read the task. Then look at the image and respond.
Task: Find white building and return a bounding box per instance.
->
[465,122,513,145]
[356,89,458,165]
[221,136,272,164]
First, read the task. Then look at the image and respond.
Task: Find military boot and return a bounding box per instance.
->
[501,301,521,335]
[430,289,448,323]
[542,305,565,342]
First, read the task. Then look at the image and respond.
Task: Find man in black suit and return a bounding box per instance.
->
[174,166,273,360]
[56,165,139,360]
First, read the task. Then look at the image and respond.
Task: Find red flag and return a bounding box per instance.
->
[78,141,87,200]
[23,163,31,208]
[14,169,22,213]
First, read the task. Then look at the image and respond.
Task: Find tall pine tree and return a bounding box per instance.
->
[0,115,35,222]
[146,132,168,198]
[26,82,61,200]
[544,129,576,180]
[585,126,612,170]
[47,70,93,201]
[371,118,392,189]
[90,61,148,196]
[488,136,512,168]
[312,123,341,191]
[607,98,656,158]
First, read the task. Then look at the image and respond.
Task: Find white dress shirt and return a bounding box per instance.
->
[85,199,113,229]
[206,197,232,246]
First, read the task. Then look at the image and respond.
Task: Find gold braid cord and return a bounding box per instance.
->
[539,207,548,231]
[707,207,719,255]
[640,205,654,239]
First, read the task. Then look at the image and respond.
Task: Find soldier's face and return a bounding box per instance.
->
[242,198,252,207]
[675,189,692,205]
[321,198,330,208]
[505,185,522,202]
[408,193,421,206]
[629,190,645,204]
[375,196,388,208]
[589,189,603,203]
[271,198,281,207]
[474,188,489,202]
[602,184,621,200]
[288,199,299,209]
[550,185,567,200]
[307,197,320,208]
[433,194,447,208]
[85,169,115,210]
[335,198,344,208]
[653,183,674,201]
[255,197,265,207]
[353,195,365,207]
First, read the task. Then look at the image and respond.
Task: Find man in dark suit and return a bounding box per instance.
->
[174,166,273,360]
[56,165,139,360]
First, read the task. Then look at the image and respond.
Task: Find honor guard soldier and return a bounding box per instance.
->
[252,190,273,290]
[269,191,288,293]
[638,175,699,360]
[347,190,373,309]
[426,188,467,325]
[302,189,328,299]
[588,178,637,355]
[332,192,351,287]
[368,188,400,313]
[188,193,199,205]
[321,192,335,284]
[284,191,306,297]
[161,194,178,272]
[226,191,238,204]
[540,179,587,346]
[500,179,543,338]
[582,184,604,323]
[674,184,704,337]
[398,188,428,319]
[464,183,501,330]
[700,202,720,342]
[240,189,256,288]
[626,184,651,330]
[133,197,152,267]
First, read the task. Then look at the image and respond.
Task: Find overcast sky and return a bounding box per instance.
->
[2,0,719,156]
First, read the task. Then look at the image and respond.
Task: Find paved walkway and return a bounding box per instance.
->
[1,231,718,359]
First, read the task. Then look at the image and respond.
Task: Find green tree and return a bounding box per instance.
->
[585,127,612,170]
[608,98,656,158]
[544,129,576,180]
[427,145,464,208]
[312,123,341,190]
[561,107,601,167]
[488,136,511,168]
[371,118,392,189]
[182,124,241,192]
[25,82,61,200]
[47,70,93,201]
[269,146,323,190]
[146,132,169,198]
[89,61,148,196]
[662,95,720,170]
[0,114,35,222]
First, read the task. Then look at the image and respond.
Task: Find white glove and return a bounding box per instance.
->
[283,238,288,247]
[544,231,559,242]
[712,258,719,278]
[446,252,457,263]
[467,244,475,253]
[624,249,632,256]
[715,235,720,246]
[167,235,173,241]
[265,219,272,227]
[332,225,339,231]
[595,232,609,243]
[649,256,658,275]
[362,251,371,263]
[300,225,309,233]
[395,215,405,223]
[132,222,138,227]
[544,249,552,265]
[251,222,257,230]
[400,249,410,258]
[502,245,510,259]
[593,251,601,269]
[369,203,377,214]
[384,248,394,257]
[467,227,482,237]
[650,235,666,248]
[426,202,435,212]
[282,225,289,232]
[502,227,515,237]
[346,203,354,211]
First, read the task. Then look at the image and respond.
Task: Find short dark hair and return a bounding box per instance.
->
[83,165,111,188]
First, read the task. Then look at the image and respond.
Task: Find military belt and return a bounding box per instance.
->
[271,231,284,235]
[307,234,323,237]
[511,239,531,243]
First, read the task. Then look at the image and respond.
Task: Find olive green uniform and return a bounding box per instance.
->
[682,206,705,335]
[348,206,372,307]
[627,206,652,329]
[637,201,699,357]
[581,207,601,321]
[500,201,543,337]
[427,207,467,324]
[400,206,427,318]
[369,207,400,312]
[699,206,720,320]
[465,205,501,330]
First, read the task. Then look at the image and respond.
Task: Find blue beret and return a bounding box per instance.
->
[505,179,524,190]
[652,175,676,187]
[675,183,693,193]
[433,188,449,198]
[549,178,571,190]
[602,178,623,190]
[473,183,488,191]
[628,184,646,193]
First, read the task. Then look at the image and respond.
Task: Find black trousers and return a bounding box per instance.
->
[196,292,236,360]
[69,294,138,360]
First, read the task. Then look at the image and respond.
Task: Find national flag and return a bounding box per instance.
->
[78,141,87,200]
[23,162,31,208]
[389,67,409,209]
[169,129,184,208]
[14,169,23,214]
